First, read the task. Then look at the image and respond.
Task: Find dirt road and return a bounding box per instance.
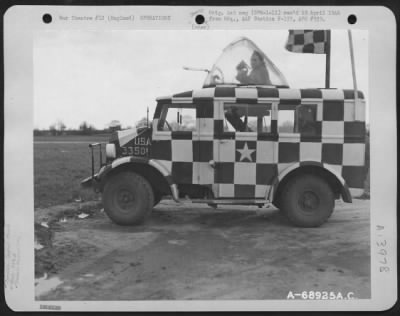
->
[35,199,370,300]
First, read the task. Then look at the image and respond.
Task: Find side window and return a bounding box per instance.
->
[278,109,295,133]
[296,104,317,135]
[157,105,197,131]
[224,103,271,133]
[278,104,318,134]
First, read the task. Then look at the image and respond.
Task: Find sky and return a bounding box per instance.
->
[34,29,368,130]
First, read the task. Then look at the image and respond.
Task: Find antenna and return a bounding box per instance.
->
[183,66,210,73]
[146,106,149,128]
[348,30,361,121]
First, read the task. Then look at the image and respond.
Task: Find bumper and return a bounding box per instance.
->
[81,172,102,191]
[81,175,96,188]
[82,142,107,191]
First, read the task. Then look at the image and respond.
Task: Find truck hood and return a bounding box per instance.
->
[114,128,138,147]
[109,127,152,158]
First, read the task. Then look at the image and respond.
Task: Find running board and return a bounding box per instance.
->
[190,199,270,205]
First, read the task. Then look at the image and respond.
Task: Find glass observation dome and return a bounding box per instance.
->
[203,37,289,88]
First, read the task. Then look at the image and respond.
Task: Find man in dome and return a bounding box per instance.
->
[236,50,272,85]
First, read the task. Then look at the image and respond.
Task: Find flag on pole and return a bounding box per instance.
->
[285,30,331,88]
[285,30,329,54]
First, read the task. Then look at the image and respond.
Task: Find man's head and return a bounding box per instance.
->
[250,51,265,69]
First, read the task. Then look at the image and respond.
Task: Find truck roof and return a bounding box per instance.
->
[156,86,365,103]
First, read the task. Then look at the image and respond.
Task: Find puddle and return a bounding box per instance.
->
[83,273,95,277]
[168,240,187,246]
[35,275,63,297]
[34,240,44,250]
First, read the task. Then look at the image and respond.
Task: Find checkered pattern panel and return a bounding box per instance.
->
[213,138,278,198]
[159,87,363,104]
[285,30,329,54]
[150,86,367,195]
[151,133,366,194]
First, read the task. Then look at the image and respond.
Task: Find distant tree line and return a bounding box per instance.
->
[34,120,124,136]
[34,118,150,136]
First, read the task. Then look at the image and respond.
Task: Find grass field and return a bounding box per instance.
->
[34,135,110,208]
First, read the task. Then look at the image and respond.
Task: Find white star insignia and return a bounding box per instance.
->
[237,142,255,162]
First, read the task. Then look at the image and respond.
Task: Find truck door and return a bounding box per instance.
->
[214,102,277,199]
[193,100,215,187]
[152,103,199,184]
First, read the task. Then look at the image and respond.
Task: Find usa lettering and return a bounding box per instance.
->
[134,137,151,146]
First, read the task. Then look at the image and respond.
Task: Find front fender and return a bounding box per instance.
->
[95,156,179,202]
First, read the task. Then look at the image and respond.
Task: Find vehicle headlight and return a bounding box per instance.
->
[105,143,116,159]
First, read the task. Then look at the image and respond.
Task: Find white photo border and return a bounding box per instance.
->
[4,5,397,311]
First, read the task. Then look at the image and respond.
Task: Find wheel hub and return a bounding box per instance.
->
[299,191,320,212]
[117,189,135,210]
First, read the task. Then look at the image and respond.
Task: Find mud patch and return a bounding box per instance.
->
[35,237,98,278]
[36,200,371,300]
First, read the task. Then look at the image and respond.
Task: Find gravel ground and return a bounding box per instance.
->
[35,199,370,300]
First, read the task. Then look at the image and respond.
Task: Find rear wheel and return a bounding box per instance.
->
[103,172,154,225]
[280,174,334,227]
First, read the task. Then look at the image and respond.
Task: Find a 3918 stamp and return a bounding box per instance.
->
[376,225,390,273]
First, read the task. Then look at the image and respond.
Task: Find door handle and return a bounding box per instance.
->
[209,160,216,168]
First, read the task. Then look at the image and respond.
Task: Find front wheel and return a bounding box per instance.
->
[280,175,334,227]
[103,172,154,225]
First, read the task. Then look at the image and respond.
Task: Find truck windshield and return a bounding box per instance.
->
[203,37,289,88]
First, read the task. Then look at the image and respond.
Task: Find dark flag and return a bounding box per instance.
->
[285,30,329,54]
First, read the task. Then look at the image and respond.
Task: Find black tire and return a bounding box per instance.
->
[280,174,334,227]
[102,172,154,225]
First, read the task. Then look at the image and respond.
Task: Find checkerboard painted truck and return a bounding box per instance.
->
[81,36,367,227]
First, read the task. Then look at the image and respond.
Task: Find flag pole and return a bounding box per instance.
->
[348,30,358,102]
[325,30,331,88]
